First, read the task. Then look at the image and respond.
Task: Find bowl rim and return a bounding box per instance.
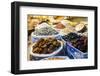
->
[31,31,60,38]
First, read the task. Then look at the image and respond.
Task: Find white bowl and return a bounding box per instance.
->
[30,41,63,57]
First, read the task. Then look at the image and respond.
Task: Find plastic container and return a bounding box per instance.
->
[66,42,88,59]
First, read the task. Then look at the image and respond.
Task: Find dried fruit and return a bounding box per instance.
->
[32,38,60,54]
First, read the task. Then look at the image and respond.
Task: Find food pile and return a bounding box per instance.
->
[71,36,87,53]
[54,23,66,29]
[28,15,88,36]
[33,27,58,36]
[32,38,60,54]
[62,33,88,53]
[75,23,87,32]
[62,33,80,41]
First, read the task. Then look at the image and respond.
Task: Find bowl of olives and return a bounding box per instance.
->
[62,33,88,59]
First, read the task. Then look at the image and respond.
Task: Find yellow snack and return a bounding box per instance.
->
[48,16,64,23]
[60,27,74,35]
[61,20,78,27]
[28,19,40,30]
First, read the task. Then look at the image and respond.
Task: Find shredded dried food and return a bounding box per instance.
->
[33,27,58,36]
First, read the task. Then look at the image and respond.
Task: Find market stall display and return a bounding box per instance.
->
[27,15,88,60]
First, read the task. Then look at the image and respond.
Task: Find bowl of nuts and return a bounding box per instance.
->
[30,38,63,57]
